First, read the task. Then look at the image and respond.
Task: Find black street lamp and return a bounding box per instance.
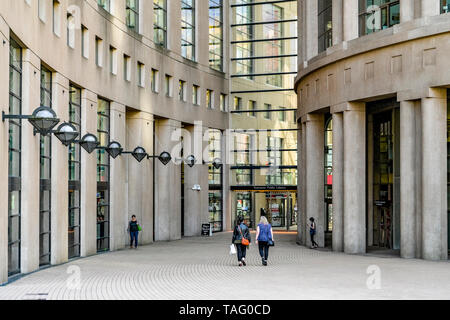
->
[121,146,148,162]
[78,133,100,154]
[106,141,123,159]
[203,158,223,170]
[53,122,79,146]
[147,151,172,165]
[2,106,60,136]
[185,155,196,168]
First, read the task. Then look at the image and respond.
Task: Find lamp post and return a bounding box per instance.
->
[53,122,79,146]
[105,141,123,159]
[78,133,100,154]
[2,106,60,136]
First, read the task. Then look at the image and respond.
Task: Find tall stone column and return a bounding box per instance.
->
[126,112,154,245]
[400,100,417,258]
[183,123,209,237]
[343,102,366,254]
[332,0,343,45]
[20,49,41,274]
[221,130,232,232]
[50,73,69,265]
[421,0,441,17]
[0,25,10,284]
[421,89,448,260]
[80,90,98,257]
[296,123,302,244]
[400,0,415,22]
[154,119,182,241]
[109,102,127,251]
[299,121,307,246]
[304,114,325,247]
[332,112,344,252]
[343,0,359,41]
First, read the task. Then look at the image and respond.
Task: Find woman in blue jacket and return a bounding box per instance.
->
[255,216,274,266]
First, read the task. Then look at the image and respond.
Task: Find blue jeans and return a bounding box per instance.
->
[130,231,139,248]
[258,241,270,260]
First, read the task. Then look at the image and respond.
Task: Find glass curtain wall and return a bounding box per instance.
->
[208,129,223,232]
[97,99,110,252]
[68,85,81,259]
[39,66,52,266]
[181,0,195,60]
[154,0,167,47]
[234,133,252,185]
[209,0,224,71]
[235,0,254,79]
[263,4,283,87]
[8,39,22,276]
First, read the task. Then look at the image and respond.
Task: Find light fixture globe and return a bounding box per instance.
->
[132,147,147,162]
[28,106,60,135]
[186,155,196,168]
[79,133,100,154]
[106,141,123,159]
[212,158,223,170]
[54,122,79,146]
[158,151,172,166]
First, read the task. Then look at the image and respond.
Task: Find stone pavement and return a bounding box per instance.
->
[0,232,449,300]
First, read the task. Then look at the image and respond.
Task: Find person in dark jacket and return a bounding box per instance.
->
[309,217,318,249]
[231,216,251,266]
[129,215,140,249]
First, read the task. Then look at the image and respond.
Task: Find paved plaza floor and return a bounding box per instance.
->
[1,232,449,300]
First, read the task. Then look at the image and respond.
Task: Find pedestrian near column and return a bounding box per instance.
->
[128,215,141,249]
[232,216,251,266]
[256,216,274,266]
[309,217,318,249]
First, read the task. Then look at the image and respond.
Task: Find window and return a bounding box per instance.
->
[154,0,167,47]
[151,69,159,92]
[53,0,61,36]
[442,0,450,13]
[68,85,81,259]
[192,85,200,105]
[165,74,173,97]
[208,129,223,232]
[82,26,89,58]
[278,107,286,122]
[124,55,131,81]
[209,0,223,71]
[359,0,400,36]
[97,98,110,252]
[110,46,117,75]
[235,0,254,79]
[40,66,53,267]
[206,89,214,109]
[263,4,283,87]
[220,93,227,111]
[234,133,251,185]
[126,0,139,31]
[179,80,187,101]
[67,13,75,48]
[181,0,195,60]
[264,103,271,120]
[234,97,242,111]
[95,37,104,67]
[137,62,145,87]
[266,137,283,185]
[98,0,111,12]
[8,39,22,276]
[318,0,332,53]
[248,100,256,117]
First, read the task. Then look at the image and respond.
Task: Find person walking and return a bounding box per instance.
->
[232,216,251,266]
[129,215,140,249]
[255,216,274,266]
[309,217,318,249]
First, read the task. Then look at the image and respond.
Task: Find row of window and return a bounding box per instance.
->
[233,97,294,123]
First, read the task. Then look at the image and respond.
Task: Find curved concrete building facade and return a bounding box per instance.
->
[0,0,231,284]
[295,0,450,260]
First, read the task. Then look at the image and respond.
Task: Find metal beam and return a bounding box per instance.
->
[231,108,297,113]
[231,37,297,44]
[231,19,297,27]
[231,72,297,78]
[231,89,294,94]
[231,0,297,8]
[231,54,297,61]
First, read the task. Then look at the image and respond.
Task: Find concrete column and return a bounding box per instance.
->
[183,123,209,236]
[299,121,307,246]
[50,73,69,265]
[80,90,98,257]
[421,0,441,17]
[305,0,318,60]
[221,130,232,232]
[304,114,325,247]
[109,102,127,251]
[126,112,154,245]
[343,103,366,254]
[414,102,423,258]
[0,24,10,285]
[421,89,448,260]
[400,0,415,22]
[400,100,416,258]
[332,112,344,252]
[154,119,182,241]
[343,0,359,41]
[332,0,343,45]
[20,49,41,274]
[296,123,302,244]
